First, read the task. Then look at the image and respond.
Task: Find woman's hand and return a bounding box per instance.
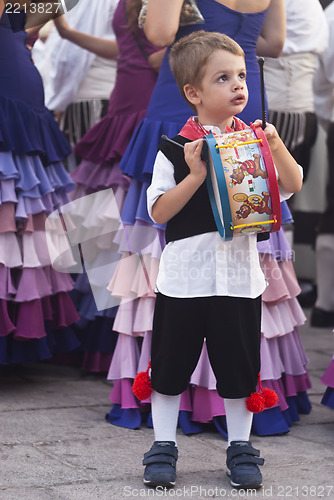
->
[147,48,167,73]
[53,14,71,38]
[53,14,71,39]
[24,1,63,33]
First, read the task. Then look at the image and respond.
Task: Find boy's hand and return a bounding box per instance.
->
[184,139,207,184]
[253,119,302,194]
[252,119,280,152]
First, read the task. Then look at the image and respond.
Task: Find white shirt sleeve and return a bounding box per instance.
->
[147,151,177,222]
[277,163,304,202]
[283,0,329,56]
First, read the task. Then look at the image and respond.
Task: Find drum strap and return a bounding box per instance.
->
[204,132,234,241]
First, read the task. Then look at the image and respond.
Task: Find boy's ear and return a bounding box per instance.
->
[184,84,201,107]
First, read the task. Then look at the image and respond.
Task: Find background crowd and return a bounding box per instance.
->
[1,0,334,442]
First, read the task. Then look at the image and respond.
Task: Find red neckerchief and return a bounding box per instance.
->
[179,115,248,140]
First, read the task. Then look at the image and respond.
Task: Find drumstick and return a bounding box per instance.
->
[161,134,207,162]
[161,134,185,149]
[257,57,266,130]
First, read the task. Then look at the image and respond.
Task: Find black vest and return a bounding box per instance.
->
[159,135,217,244]
[158,135,269,243]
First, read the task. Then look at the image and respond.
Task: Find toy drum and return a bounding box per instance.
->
[203,126,281,241]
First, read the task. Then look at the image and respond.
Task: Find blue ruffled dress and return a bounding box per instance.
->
[0,10,80,364]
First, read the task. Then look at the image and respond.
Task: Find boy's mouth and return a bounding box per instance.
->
[232,95,245,104]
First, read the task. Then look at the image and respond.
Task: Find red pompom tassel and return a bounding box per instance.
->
[262,387,279,408]
[245,373,278,413]
[246,392,265,413]
[132,361,152,400]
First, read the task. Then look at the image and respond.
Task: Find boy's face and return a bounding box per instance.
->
[187,49,248,128]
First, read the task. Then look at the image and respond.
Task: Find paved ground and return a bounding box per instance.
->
[1,308,334,500]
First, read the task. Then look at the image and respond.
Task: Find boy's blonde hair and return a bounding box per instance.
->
[169,31,245,111]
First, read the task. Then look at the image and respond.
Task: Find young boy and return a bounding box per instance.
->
[144,31,303,490]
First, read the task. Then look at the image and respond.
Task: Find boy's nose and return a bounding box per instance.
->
[233,80,244,91]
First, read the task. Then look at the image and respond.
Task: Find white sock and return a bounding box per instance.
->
[315,234,334,311]
[224,397,253,446]
[151,390,181,445]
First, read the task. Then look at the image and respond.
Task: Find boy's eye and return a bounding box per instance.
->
[218,74,228,82]
[239,72,246,80]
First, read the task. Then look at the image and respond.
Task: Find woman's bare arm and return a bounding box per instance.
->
[53,15,119,60]
[256,0,285,57]
[144,0,184,46]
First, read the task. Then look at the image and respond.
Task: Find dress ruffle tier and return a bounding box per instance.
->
[0,96,71,164]
[65,108,150,372]
[0,148,80,364]
[74,110,148,166]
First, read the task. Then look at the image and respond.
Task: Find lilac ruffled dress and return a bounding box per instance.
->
[0,10,80,364]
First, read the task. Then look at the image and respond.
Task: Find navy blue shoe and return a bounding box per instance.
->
[226,441,264,489]
[143,441,178,488]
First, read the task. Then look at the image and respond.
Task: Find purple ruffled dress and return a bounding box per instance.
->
[72,0,160,193]
[0,10,80,364]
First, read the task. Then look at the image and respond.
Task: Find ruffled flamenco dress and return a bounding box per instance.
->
[0,9,80,365]
[105,0,312,435]
[65,0,161,372]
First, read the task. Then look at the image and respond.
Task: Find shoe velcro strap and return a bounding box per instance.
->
[228,445,260,460]
[228,455,265,468]
[142,454,177,467]
[143,446,178,461]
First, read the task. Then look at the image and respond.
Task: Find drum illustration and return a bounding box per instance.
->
[203,126,281,241]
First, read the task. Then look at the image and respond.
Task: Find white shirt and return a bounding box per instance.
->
[147,126,301,300]
[282,0,328,56]
[263,0,328,113]
[34,0,118,112]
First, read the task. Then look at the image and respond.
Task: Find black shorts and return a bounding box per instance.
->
[151,293,261,399]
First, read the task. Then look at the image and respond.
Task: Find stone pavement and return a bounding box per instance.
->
[1,308,334,500]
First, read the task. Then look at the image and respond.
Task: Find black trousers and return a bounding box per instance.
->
[151,293,262,399]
